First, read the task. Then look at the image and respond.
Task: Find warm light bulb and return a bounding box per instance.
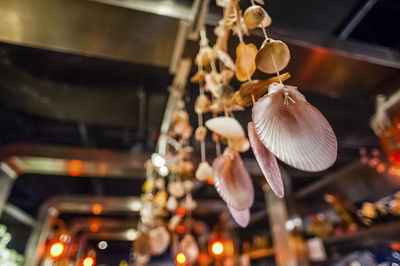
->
[212,241,224,255]
[82,256,95,266]
[92,204,102,215]
[175,252,186,264]
[49,242,65,259]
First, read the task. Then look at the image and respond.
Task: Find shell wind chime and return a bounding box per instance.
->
[191,0,337,227]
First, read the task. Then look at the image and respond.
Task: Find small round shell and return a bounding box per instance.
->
[195,126,207,141]
[195,94,211,114]
[243,5,266,30]
[256,38,290,74]
[195,161,212,181]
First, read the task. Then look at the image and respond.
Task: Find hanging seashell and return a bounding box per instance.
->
[221,69,235,84]
[180,161,194,179]
[255,38,290,74]
[206,117,245,139]
[154,191,168,207]
[235,42,258,82]
[190,70,206,83]
[134,232,150,262]
[205,72,221,94]
[181,124,193,140]
[180,234,199,264]
[195,126,207,141]
[248,122,284,198]
[260,10,272,28]
[155,178,165,190]
[149,226,170,255]
[168,181,186,198]
[182,196,197,211]
[212,148,254,210]
[217,49,236,71]
[228,137,250,153]
[166,196,178,211]
[195,94,211,114]
[168,215,182,231]
[232,73,291,107]
[183,180,194,192]
[142,180,154,193]
[195,161,212,181]
[252,83,337,172]
[172,110,189,123]
[243,5,266,30]
[228,205,250,228]
[195,47,217,67]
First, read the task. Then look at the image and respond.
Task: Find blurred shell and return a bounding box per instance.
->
[149,226,170,255]
[180,234,199,264]
[216,0,231,7]
[154,191,168,207]
[206,117,245,139]
[221,69,235,84]
[190,70,206,83]
[212,132,219,143]
[208,101,244,113]
[256,38,290,74]
[232,73,291,107]
[166,196,178,211]
[252,83,337,172]
[228,205,250,228]
[172,110,189,123]
[195,94,211,114]
[228,137,250,153]
[182,196,197,211]
[195,161,212,181]
[183,180,194,192]
[260,10,272,27]
[195,47,217,67]
[248,122,283,198]
[243,5,266,29]
[235,42,257,82]
[168,215,182,231]
[205,72,221,95]
[168,182,185,198]
[195,126,207,141]
[155,178,165,190]
[142,180,153,193]
[212,148,254,210]
[217,49,236,71]
[134,232,150,256]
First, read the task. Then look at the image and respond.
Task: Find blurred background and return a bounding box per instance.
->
[0,0,399,265]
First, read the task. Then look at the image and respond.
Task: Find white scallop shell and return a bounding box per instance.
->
[195,161,212,181]
[180,234,199,264]
[166,196,178,211]
[252,83,337,172]
[205,117,245,139]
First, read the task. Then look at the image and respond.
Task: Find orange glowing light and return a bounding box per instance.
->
[49,241,66,260]
[69,160,83,176]
[211,241,224,255]
[92,204,102,215]
[90,223,100,232]
[176,207,186,217]
[175,252,186,265]
[82,256,95,266]
[389,165,400,176]
[207,175,214,185]
[377,163,386,173]
[176,225,185,234]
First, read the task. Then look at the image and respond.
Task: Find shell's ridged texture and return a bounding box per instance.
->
[205,117,245,138]
[180,234,199,264]
[149,226,170,255]
[248,122,284,198]
[252,84,337,172]
[228,205,250,228]
[212,148,254,210]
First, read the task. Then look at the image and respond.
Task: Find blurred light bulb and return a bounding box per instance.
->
[159,165,169,176]
[98,241,107,250]
[126,229,137,241]
[151,153,165,167]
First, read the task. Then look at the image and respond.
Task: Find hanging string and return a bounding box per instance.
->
[271,54,283,84]
[262,27,268,39]
[250,0,255,5]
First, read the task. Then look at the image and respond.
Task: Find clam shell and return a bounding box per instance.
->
[195,126,207,141]
[154,191,168,207]
[190,70,206,83]
[243,5,266,30]
[212,148,254,210]
[252,83,337,172]
[166,196,178,211]
[235,42,258,82]
[195,47,217,67]
[205,117,245,138]
[248,122,284,198]
[180,234,199,264]
[205,72,221,95]
[255,38,290,74]
[221,69,235,84]
[195,161,212,181]
[228,205,250,228]
[168,182,185,198]
[228,137,250,153]
[168,215,182,231]
[149,226,170,255]
[195,94,211,114]
[260,10,272,28]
